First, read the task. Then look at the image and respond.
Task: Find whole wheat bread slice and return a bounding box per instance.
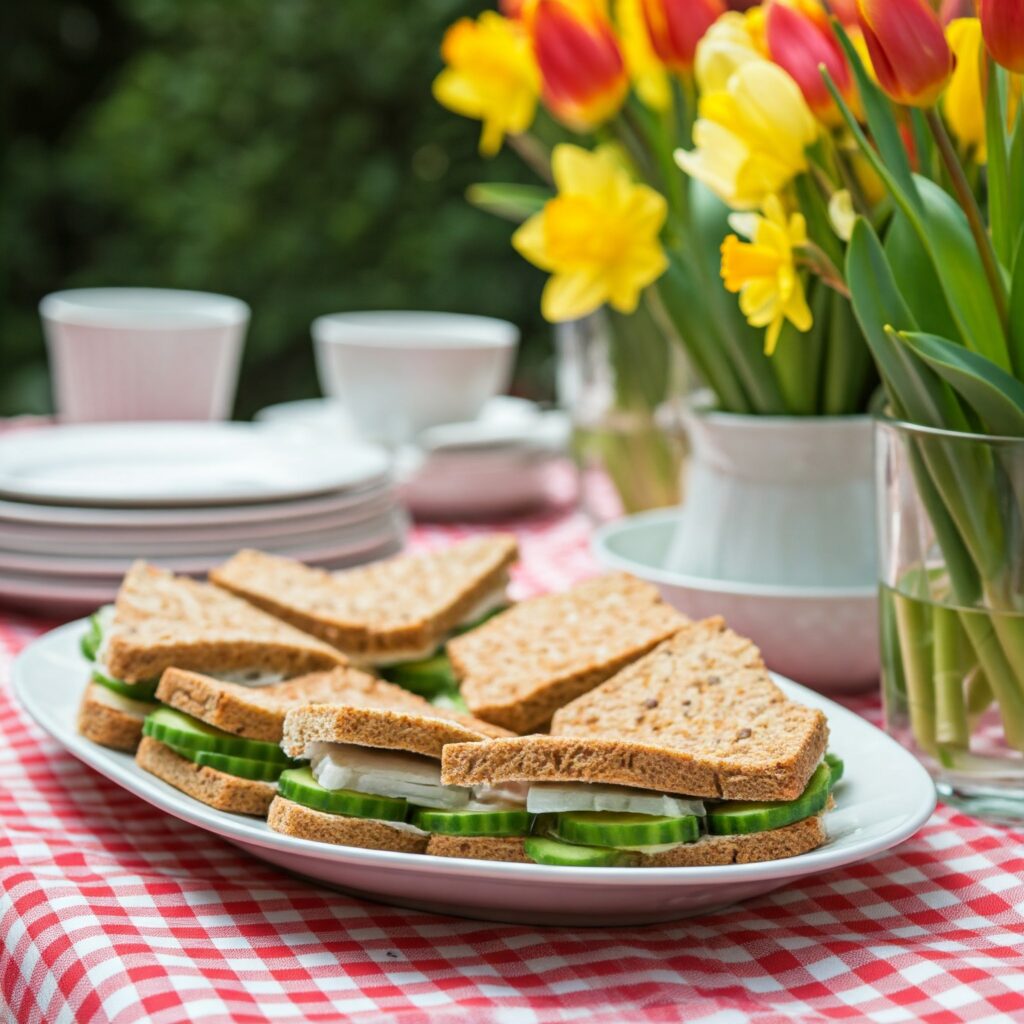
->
[154,665,401,742]
[209,535,518,660]
[105,562,347,683]
[425,835,530,863]
[549,617,828,799]
[267,795,429,853]
[448,573,687,733]
[281,682,511,761]
[443,618,827,801]
[77,683,152,752]
[136,736,276,815]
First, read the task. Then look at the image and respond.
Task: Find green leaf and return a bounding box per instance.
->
[1006,237,1024,377]
[986,61,1012,266]
[884,210,961,343]
[830,20,920,211]
[465,182,551,223]
[846,219,970,432]
[892,330,1024,436]
[910,176,1011,372]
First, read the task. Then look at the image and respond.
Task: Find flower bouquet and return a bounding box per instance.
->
[433,0,884,519]
[806,0,1024,818]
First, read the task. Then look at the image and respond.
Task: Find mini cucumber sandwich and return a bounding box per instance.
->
[209,535,518,701]
[441,617,842,868]
[78,562,346,753]
[136,666,397,815]
[447,572,687,733]
[269,693,529,859]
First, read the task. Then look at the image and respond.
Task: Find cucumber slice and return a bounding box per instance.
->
[825,753,844,785]
[524,836,637,867]
[278,767,409,822]
[80,614,103,661]
[552,811,700,848]
[92,671,160,701]
[706,763,832,836]
[410,807,529,836]
[165,744,285,782]
[380,654,457,698]
[142,707,291,766]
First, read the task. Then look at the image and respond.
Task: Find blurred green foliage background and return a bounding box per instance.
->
[1,0,551,417]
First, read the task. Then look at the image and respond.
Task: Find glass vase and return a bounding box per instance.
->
[555,307,689,523]
[877,417,1024,824]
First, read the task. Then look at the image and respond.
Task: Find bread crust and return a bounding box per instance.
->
[267,796,429,853]
[449,573,687,733]
[209,536,518,659]
[441,731,824,802]
[281,700,510,760]
[425,835,529,863]
[135,736,276,815]
[154,666,401,742]
[77,684,148,752]
[106,562,346,683]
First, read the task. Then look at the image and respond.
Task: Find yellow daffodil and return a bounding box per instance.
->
[615,0,671,112]
[513,144,668,321]
[676,59,818,210]
[693,11,763,94]
[433,12,540,156]
[720,195,812,354]
[945,18,987,162]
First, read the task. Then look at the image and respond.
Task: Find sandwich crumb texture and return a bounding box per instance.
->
[449,572,688,733]
[425,835,530,863]
[135,736,276,815]
[155,666,396,741]
[105,562,346,683]
[209,536,518,657]
[281,686,511,760]
[76,684,146,752]
[267,796,430,853]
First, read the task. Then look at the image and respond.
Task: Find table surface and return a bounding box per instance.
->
[1,506,1023,1024]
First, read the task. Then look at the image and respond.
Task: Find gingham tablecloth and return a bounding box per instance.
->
[1,509,1023,1024]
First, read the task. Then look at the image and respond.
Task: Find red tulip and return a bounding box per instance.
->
[765,2,851,120]
[639,0,725,75]
[856,0,955,107]
[531,0,630,129]
[979,0,1024,73]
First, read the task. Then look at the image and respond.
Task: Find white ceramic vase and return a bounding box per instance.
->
[667,400,877,589]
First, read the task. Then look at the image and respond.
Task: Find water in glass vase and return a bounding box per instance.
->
[880,580,1024,824]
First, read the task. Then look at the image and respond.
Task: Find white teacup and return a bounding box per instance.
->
[40,287,249,422]
[312,311,519,446]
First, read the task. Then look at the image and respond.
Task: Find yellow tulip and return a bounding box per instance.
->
[944,18,987,162]
[675,59,818,209]
[720,195,813,354]
[433,12,540,157]
[693,11,763,94]
[615,0,671,112]
[513,144,668,321]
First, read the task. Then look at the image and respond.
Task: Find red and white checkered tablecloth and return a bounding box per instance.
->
[1,509,1023,1024]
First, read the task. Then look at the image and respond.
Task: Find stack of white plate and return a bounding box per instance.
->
[0,422,407,617]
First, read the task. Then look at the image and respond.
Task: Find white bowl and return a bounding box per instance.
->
[40,287,249,422]
[594,509,879,693]
[312,311,518,446]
